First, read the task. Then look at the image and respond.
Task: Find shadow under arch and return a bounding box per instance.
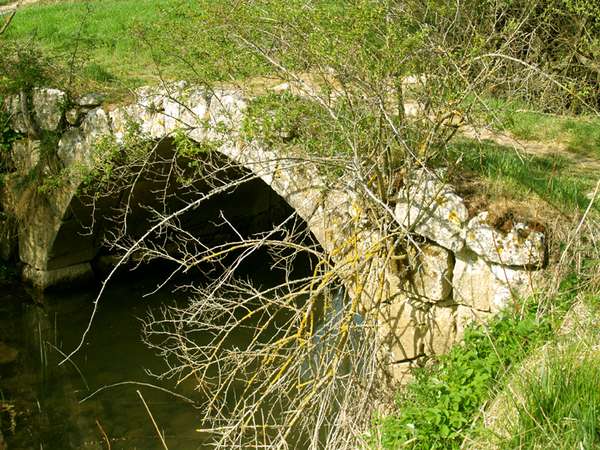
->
[47,136,325,286]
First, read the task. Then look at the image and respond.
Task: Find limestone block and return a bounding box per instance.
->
[22,262,94,290]
[465,212,545,267]
[32,88,66,131]
[108,106,135,143]
[425,305,457,355]
[77,93,105,107]
[130,87,169,139]
[4,95,28,133]
[407,243,453,302]
[207,89,247,136]
[58,128,88,168]
[164,87,209,134]
[455,305,493,338]
[453,250,536,312]
[395,169,468,252]
[81,107,112,145]
[377,298,429,362]
[11,139,40,174]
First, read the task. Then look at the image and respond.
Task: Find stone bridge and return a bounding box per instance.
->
[2,84,353,288]
[0,84,546,381]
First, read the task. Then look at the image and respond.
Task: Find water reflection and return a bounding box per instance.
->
[0,273,219,449]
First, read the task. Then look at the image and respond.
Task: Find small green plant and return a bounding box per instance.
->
[242,92,335,152]
[375,299,560,449]
[0,42,51,95]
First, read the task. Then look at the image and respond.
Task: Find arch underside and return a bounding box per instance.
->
[37,137,326,289]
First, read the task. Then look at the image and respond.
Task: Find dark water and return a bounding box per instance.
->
[0,268,277,450]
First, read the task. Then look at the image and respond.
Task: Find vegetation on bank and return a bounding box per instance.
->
[374,273,586,449]
[479,100,600,158]
[446,139,599,213]
[502,318,600,449]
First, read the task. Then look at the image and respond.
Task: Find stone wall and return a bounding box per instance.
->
[383,168,545,380]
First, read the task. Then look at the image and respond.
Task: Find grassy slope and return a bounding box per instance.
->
[4,0,184,92]
[447,139,599,214]
[471,296,600,449]
[481,98,600,159]
[376,273,600,449]
[3,0,345,97]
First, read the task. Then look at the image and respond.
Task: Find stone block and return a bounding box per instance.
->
[77,93,105,107]
[407,243,453,302]
[65,108,81,126]
[377,298,429,362]
[465,212,545,266]
[395,169,468,252]
[453,250,537,312]
[11,139,40,175]
[81,107,112,145]
[32,88,66,131]
[425,305,457,354]
[58,128,88,168]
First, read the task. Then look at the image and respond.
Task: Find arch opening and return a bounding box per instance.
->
[48,136,324,286]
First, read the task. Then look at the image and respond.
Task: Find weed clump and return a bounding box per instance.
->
[375,299,560,449]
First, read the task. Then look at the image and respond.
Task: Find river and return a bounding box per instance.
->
[0,256,297,450]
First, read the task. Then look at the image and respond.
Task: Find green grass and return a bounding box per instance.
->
[2,0,271,96]
[4,0,186,93]
[374,298,567,449]
[374,272,586,449]
[446,139,599,213]
[1,0,353,98]
[505,344,600,449]
[476,98,600,159]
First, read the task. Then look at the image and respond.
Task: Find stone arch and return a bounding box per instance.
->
[9,86,349,289]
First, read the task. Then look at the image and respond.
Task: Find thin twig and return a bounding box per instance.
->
[79,381,198,406]
[0,1,19,36]
[137,390,169,450]
[95,419,111,450]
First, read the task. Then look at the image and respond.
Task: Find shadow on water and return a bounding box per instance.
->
[0,248,312,450]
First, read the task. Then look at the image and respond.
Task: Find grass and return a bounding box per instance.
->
[506,344,600,449]
[1,0,349,98]
[374,271,588,449]
[472,294,600,450]
[476,98,600,159]
[374,297,566,449]
[446,139,599,214]
[3,0,185,94]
